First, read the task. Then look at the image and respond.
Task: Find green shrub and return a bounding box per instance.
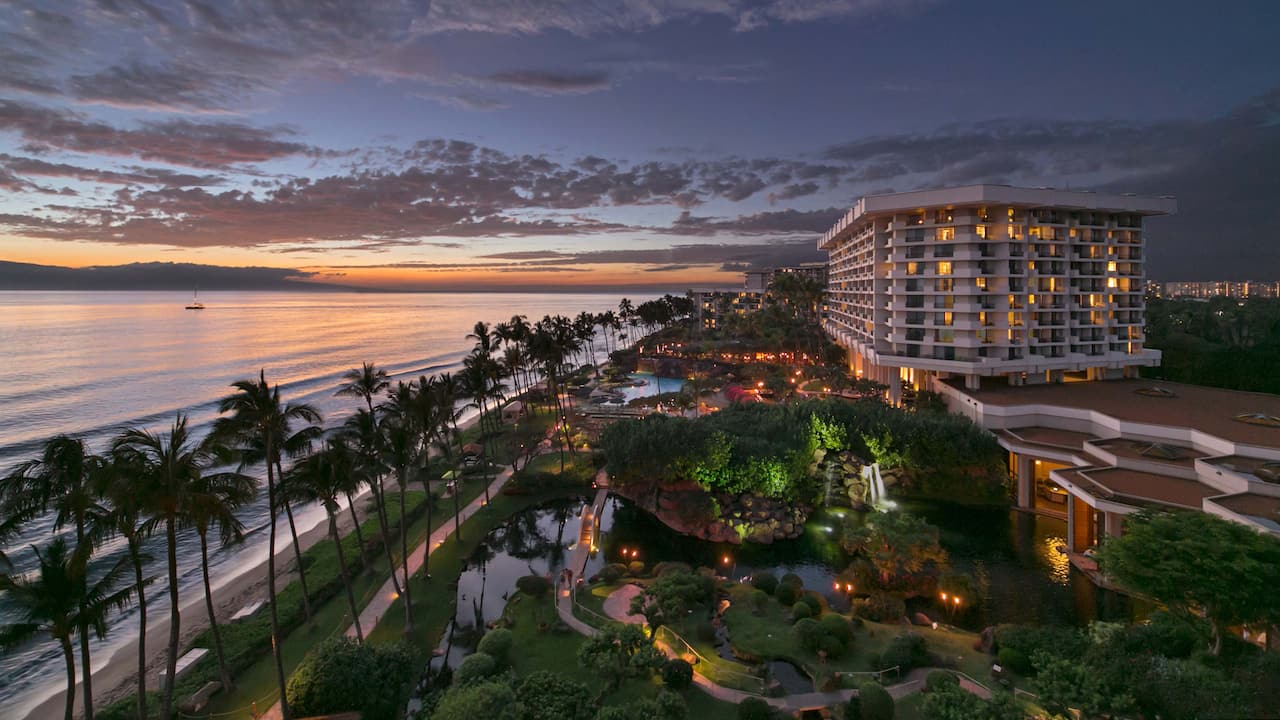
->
[433,680,516,720]
[654,561,692,576]
[880,633,928,671]
[791,617,824,652]
[775,583,799,606]
[284,637,413,720]
[925,670,959,693]
[819,614,854,645]
[997,647,1031,676]
[628,560,647,576]
[855,681,894,720]
[515,671,594,720]
[599,563,628,583]
[994,624,1086,666]
[780,572,804,590]
[750,572,779,595]
[517,574,551,597]
[455,652,499,685]
[662,658,694,689]
[737,697,773,720]
[798,591,823,616]
[791,602,813,621]
[751,588,770,612]
[477,629,513,664]
[860,593,905,623]
[817,634,845,659]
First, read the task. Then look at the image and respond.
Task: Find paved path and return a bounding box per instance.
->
[601,584,644,624]
[259,468,514,719]
[555,481,610,637]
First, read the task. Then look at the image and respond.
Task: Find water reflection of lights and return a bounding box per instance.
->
[1039,535,1071,585]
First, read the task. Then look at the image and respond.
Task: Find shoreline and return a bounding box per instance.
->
[19,409,487,720]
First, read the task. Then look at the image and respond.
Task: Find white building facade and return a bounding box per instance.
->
[818,185,1176,400]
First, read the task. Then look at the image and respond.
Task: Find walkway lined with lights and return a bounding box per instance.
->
[257,467,515,720]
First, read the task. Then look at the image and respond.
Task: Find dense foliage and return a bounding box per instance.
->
[840,512,949,597]
[600,399,1006,502]
[284,637,413,720]
[1143,296,1280,393]
[848,681,894,720]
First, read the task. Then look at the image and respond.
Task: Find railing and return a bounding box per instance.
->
[654,626,768,695]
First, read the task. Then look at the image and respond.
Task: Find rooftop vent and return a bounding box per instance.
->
[1134,386,1177,398]
[1137,442,1185,461]
[1234,413,1280,428]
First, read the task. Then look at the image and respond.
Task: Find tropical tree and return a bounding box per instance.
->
[335,362,390,553]
[213,371,322,720]
[186,456,256,689]
[343,408,401,598]
[839,511,949,596]
[381,380,423,633]
[1097,510,1280,655]
[112,414,216,719]
[285,440,365,641]
[0,539,137,720]
[98,454,156,720]
[1,435,108,719]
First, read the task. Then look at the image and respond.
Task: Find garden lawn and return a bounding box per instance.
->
[199,473,499,716]
[503,591,738,720]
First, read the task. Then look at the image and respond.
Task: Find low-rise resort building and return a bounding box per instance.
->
[818,185,1280,572]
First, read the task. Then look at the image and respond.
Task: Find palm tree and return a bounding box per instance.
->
[342,408,402,599]
[1,435,108,719]
[212,371,321,720]
[113,414,217,720]
[186,459,256,690]
[285,440,365,642]
[575,311,600,377]
[335,363,389,556]
[0,539,138,720]
[431,373,466,541]
[97,454,154,720]
[380,382,419,633]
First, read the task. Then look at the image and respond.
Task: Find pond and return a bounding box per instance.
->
[589,495,1140,630]
[605,372,688,404]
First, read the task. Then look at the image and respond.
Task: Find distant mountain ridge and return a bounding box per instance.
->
[0,260,363,291]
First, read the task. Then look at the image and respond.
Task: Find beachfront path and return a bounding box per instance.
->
[257,466,515,720]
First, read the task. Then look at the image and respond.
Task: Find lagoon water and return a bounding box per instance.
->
[0,290,644,714]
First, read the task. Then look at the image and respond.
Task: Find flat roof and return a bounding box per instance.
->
[860,185,1177,216]
[1065,467,1219,510]
[1000,426,1097,451]
[1211,493,1280,531]
[1089,437,1203,469]
[1203,455,1280,483]
[953,378,1280,451]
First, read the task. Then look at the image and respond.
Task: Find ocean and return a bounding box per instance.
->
[0,290,645,715]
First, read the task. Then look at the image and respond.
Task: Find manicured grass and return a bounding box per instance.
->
[201,474,498,716]
[721,583,995,689]
[502,591,739,720]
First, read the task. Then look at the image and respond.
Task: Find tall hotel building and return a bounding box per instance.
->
[819,185,1177,402]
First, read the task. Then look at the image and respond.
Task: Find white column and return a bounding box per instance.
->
[1017,455,1035,509]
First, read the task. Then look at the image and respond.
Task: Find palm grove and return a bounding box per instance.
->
[0,297,685,720]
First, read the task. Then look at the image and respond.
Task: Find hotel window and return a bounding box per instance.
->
[937,261,953,275]
[934,295,954,309]
[934,209,953,224]
[936,311,954,326]
[1029,226,1041,239]
[1007,224,1021,240]
[1107,261,1117,272]
[907,261,921,275]
[1107,277,1118,288]
[979,207,992,222]
[935,329,955,343]
[975,277,988,290]
[976,224,988,239]
[909,213,925,225]
[935,278,954,292]
[936,227,955,241]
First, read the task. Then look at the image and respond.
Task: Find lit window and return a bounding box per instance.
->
[976,225,988,239]
[937,261,952,275]
[975,277,987,290]
[1108,277,1118,288]
[1107,261,1117,272]
[936,227,955,241]
[1028,294,1036,304]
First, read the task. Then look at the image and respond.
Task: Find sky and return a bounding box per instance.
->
[1,0,1278,291]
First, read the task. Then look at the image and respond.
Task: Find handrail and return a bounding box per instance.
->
[653,626,766,694]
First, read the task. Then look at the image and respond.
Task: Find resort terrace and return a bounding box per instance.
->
[934,378,1280,558]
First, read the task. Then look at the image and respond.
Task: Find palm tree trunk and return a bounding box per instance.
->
[74,519,94,720]
[346,491,366,565]
[199,531,233,689]
[130,541,147,720]
[371,476,402,596]
[61,636,76,720]
[329,510,363,642]
[78,622,94,720]
[265,455,293,720]
[398,479,414,633]
[160,516,179,720]
[420,478,432,578]
[281,498,313,622]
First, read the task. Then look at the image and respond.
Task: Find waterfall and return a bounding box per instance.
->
[862,463,888,509]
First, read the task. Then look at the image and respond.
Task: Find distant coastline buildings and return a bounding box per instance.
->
[817,185,1280,555]
[1153,279,1280,299]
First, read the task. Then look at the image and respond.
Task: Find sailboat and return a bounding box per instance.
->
[185,288,205,310]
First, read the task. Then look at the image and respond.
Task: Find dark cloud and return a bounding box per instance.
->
[67,61,266,113]
[0,100,319,168]
[0,155,225,187]
[643,264,699,272]
[480,250,571,260]
[667,207,844,236]
[487,70,612,94]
